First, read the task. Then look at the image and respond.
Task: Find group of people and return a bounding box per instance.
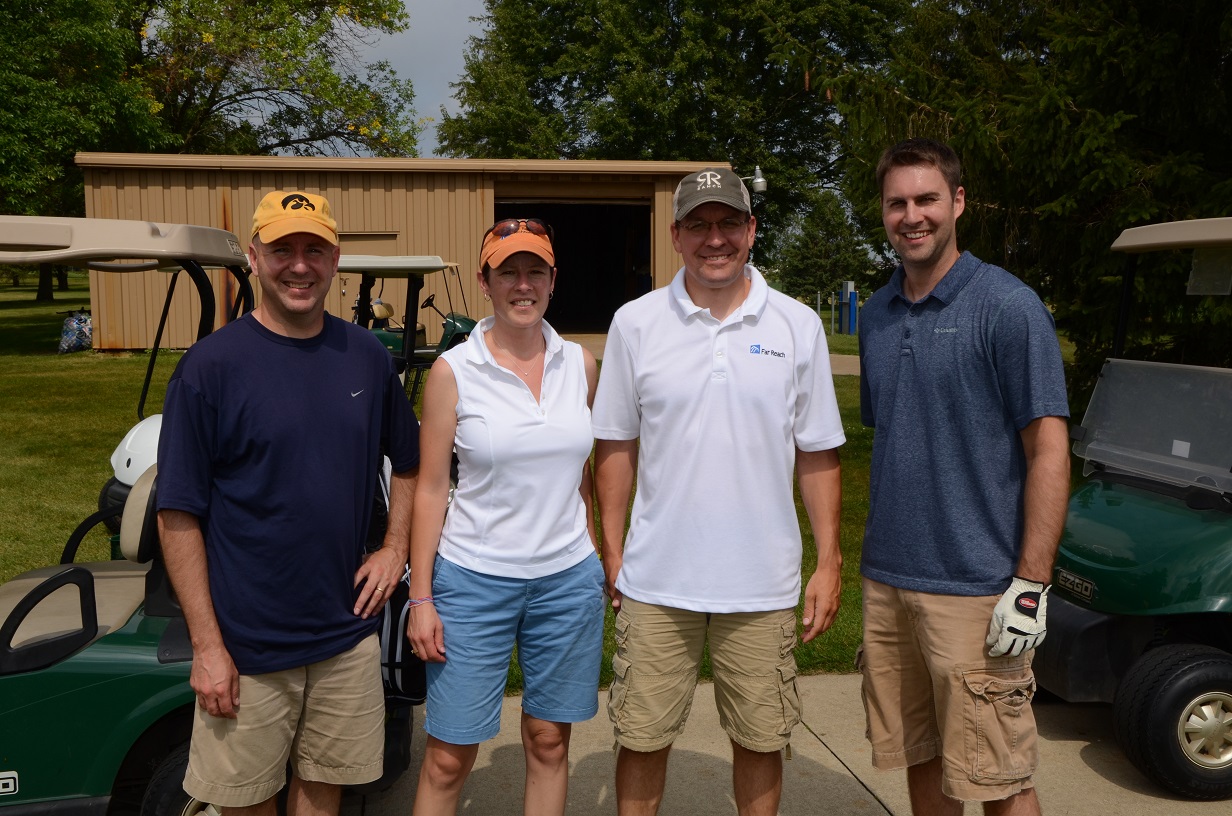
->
[156,137,1069,816]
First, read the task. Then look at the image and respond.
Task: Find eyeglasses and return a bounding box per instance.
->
[676,217,751,237]
[483,218,555,243]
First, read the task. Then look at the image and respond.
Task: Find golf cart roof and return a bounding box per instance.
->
[1111,217,1232,253]
[338,255,455,277]
[0,215,248,271]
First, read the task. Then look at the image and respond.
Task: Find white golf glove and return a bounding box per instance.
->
[985,577,1049,658]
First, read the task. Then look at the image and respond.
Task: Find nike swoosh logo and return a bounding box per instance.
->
[351,390,364,397]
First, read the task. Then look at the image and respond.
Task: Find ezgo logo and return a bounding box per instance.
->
[0,771,17,795]
[749,344,785,358]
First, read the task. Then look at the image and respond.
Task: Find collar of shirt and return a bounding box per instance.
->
[668,264,769,326]
[890,250,983,306]
[464,316,565,371]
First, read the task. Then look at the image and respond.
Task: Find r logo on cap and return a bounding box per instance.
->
[696,171,723,190]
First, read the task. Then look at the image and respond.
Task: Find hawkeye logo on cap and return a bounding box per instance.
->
[281,193,316,212]
[697,171,723,190]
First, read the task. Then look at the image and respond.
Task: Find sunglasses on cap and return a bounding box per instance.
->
[483,218,555,243]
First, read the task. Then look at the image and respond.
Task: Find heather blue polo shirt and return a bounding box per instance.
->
[858,252,1069,595]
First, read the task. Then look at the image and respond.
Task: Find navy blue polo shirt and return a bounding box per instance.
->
[158,314,420,674]
[858,252,1069,595]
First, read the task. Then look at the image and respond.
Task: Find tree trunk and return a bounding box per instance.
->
[57,266,69,291]
[36,263,54,302]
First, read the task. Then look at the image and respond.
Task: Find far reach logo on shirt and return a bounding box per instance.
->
[934,327,960,334]
[749,344,786,358]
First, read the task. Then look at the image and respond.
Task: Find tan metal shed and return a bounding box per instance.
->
[77,153,727,350]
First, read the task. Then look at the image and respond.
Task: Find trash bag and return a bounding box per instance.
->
[58,310,92,354]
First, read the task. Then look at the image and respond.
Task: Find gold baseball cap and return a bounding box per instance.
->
[251,191,338,245]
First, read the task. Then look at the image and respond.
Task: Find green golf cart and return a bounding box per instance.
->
[1035,217,1232,800]
[0,216,422,816]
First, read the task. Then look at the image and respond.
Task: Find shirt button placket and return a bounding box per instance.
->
[712,324,728,382]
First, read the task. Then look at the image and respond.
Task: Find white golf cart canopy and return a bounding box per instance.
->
[1111,217,1232,253]
[0,215,248,270]
[338,255,453,276]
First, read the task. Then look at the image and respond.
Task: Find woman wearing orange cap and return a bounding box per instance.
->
[407,219,603,815]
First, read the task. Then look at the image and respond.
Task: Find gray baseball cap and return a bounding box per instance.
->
[672,167,752,221]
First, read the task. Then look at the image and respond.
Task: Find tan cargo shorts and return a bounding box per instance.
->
[607,597,801,753]
[184,634,384,807]
[858,578,1038,802]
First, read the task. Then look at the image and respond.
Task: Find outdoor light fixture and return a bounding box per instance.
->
[741,166,768,193]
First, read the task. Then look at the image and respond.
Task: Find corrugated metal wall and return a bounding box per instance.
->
[79,155,717,350]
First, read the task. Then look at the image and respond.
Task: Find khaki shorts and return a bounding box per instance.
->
[859,578,1038,802]
[184,634,384,807]
[607,597,801,753]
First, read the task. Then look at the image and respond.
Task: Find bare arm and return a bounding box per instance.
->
[158,509,239,718]
[594,438,637,610]
[1014,415,1071,583]
[581,349,600,552]
[353,465,418,619]
[797,447,843,642]
[406,358,459,662]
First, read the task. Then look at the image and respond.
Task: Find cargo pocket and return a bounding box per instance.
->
[961,668,1038,782]
[607,652,631,728]
[777,660,802,734]
[607,612,632,728]
[777,615,802,732]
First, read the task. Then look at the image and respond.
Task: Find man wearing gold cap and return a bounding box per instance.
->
[157,191,420,816]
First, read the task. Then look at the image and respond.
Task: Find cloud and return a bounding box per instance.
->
[360,0,488,156]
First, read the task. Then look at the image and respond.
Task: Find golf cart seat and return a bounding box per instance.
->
[119,465,181,618]
[0,470,164,674]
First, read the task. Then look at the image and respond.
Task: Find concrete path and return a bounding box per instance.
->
[344,673,1226,815]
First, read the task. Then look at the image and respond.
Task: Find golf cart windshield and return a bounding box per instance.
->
[1077,216,1232,493]
[1073,359,1232,493]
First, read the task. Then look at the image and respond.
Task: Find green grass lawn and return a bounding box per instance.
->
[1,278,870,692]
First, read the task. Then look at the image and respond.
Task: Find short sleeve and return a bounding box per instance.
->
[591,316,642,440]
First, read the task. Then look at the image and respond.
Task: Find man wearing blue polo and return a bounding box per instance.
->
[858,138,1070,815]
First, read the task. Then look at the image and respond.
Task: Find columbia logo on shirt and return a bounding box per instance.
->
[749,344,786,358]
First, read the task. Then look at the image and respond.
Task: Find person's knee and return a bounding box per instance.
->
[522,720,569,765]
[421,742,477,789]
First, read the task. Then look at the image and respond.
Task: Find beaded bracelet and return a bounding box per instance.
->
[408,596,434,608]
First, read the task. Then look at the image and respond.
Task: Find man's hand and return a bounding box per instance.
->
[354,545,406,619]
[603,555,623,611]
[801,566,841,643]
[191,643,240,718]
[986,577,1049,657]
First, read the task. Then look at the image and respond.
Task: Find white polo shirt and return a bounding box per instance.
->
[593,265,845,612]
[437,318,595,579]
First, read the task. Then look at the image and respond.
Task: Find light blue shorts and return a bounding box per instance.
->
[424,552,605,744]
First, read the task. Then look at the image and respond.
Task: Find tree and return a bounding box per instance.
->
[811,0,1232,402]
[0,0,167,219]
[1,0,422,232]
[439,0,903,262]
[131,0,421,156]
[770,187,887,304]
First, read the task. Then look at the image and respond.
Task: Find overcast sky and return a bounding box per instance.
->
[359,0,488,156]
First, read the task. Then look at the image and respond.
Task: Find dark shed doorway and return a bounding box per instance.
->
[492,201,652,333]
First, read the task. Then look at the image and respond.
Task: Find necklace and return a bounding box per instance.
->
[492,333,545,379]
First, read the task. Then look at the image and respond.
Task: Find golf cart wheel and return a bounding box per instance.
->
[141,744,220,816]
[1113,644,1232,800]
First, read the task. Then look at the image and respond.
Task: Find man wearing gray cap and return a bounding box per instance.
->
[593,167,846,815]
